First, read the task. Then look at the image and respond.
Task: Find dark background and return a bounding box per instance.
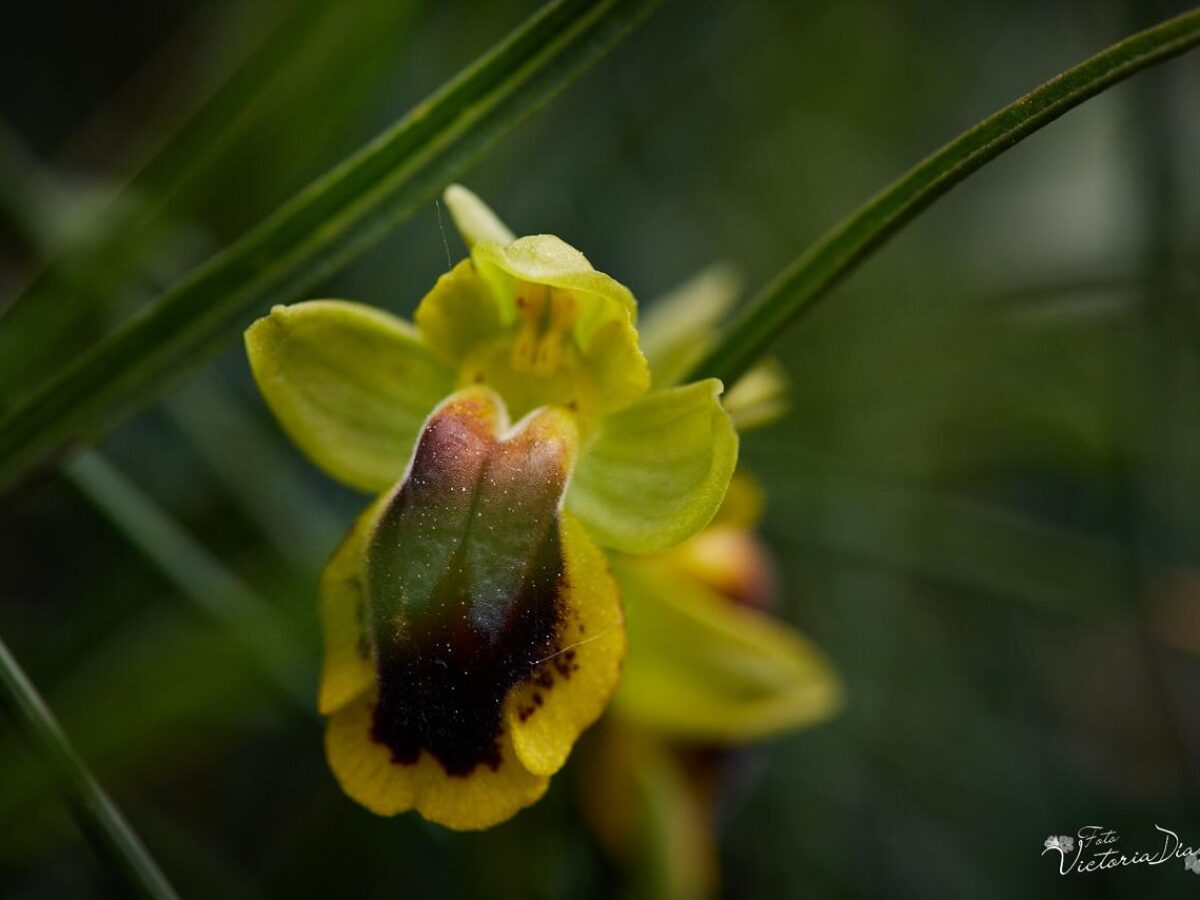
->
[2,0,1200,896]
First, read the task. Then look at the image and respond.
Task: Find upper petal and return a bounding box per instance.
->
[245,300,453,493]
[472,235,637,330]
[471,236,649,414]
[414,244,650,422]
[412,260,509,365]
[567,380,739,553]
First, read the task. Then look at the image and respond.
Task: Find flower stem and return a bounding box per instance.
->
[694,8,1200,386]
[0,632,179,899]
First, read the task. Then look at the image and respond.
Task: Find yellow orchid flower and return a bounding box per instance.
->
[243,186,737,829]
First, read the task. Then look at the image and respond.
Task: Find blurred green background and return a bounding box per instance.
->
[2,0,1200,896]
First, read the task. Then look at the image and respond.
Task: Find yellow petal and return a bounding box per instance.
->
[325,688,549,830]
[506,514,626,777]
[317,496,386,716]
[612,558,842,742]
[413,260,509,365]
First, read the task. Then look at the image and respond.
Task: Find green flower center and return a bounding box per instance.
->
[510,281,578,377]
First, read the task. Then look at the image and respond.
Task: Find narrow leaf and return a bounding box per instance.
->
[694,9,1200,385]
[0,632,179,899]
[64,451,309,705]
[0,0,423,411]
[0,0,661,492]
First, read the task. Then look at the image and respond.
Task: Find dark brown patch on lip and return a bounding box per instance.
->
[370,524,564,774]
[552,649,579,680]
[364,391,575,777]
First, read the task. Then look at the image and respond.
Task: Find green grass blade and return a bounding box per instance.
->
[0,0,423,410]
[0,122,53,261]
[694,8,1200,386]
[0,632,179,899]
[64,451,310,707]
[164,376,342,573]
[0,0,661,492]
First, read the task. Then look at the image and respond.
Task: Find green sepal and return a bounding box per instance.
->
[567,379,738,553]
[245,300,453,493]
[611,557,842,742]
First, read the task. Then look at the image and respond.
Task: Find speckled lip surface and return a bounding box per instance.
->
[366,389,577,776]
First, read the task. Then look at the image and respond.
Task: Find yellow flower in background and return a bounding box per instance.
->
[582,475,841,899]
[579,269,841,900]
[244,186,737,829]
